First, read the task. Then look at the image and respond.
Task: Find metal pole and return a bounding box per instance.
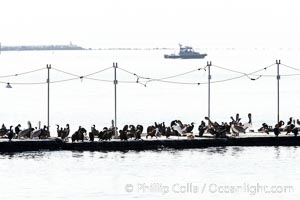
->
[207,61,212,119]
[114,62,118,137]
[276,60,280,124]
[47,64,51,136]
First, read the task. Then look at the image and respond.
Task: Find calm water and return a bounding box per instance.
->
[0,147,299,200]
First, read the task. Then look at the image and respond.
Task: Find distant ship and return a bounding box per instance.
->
[164,44,207,59]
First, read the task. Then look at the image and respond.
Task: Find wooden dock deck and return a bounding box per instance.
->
[0,133,299,152]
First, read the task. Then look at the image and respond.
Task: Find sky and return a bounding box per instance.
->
[0,0,300,48]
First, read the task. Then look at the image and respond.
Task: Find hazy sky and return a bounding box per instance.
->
[1,0,299,48]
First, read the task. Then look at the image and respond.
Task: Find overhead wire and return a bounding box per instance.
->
[212,63,275,80]
[280,63,300,72]
[2,62,300,87]
[0,67,46,78]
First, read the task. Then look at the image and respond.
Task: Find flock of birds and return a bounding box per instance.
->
[258,117,300,137]
[1,114,300,142]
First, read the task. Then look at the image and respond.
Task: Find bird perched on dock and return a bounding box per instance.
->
[146,125,157,139]
[61,124,70,141]
[15,124,21,138]
[292,127,299,137]
[119,125,129,141]
[198,121,207,137]
[258,123,271,134]
[285,117,295,135]
[71,126,86,142]
[204,117,227,138]
[7,126,14,141]
[89,125,99,142]
[0,124,8,137]
[183,122,195,133]
[230,113,252,135]
[56,125,64,138]
[98,126,114,141]
[274,121,285,137]
[135,125,143,140]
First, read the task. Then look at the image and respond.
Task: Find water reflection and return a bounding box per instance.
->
[205,146,228,155]
[0,146,299,161]
[99,154,108,159]
[0,151,49,160]
[71,151,84,158]
[274,146,281,159]
[231,146,245,157]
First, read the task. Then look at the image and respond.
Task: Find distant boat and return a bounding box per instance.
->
[164,44,207,59]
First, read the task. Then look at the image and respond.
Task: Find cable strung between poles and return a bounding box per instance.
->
[117,65,207,83]
[0,67,46,78]
[52,66,114,79]
[281,73,300,77]
[51,68,82,78]
[3,62,300,87]
[280,63,300,72]
[83,77,113,83]
[83,66,113,77]
[50,77,82,84]
[117,67,151,82]
[0,80,46,85]
[146,65,207,83]
[212,63,276,80]
[143,63,278,85]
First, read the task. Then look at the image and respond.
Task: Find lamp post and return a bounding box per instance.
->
[113,62,118,138]
[47,64,51,136]
[207,61,212,119]
[276,60,280,124]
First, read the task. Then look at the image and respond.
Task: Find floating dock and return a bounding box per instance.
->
[0,134,300,152]
[0,138,63,152]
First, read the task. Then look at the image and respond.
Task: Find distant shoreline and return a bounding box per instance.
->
[0,44,86,51]
[0,46,174,51]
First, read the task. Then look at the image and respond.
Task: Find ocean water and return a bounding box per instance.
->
[0,49,300,134]
[0,147,299,200]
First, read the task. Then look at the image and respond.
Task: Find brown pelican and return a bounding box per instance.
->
[231,113,253,135]
[30,126,48,139]
[204,117,227,138]
[18,121,34,138]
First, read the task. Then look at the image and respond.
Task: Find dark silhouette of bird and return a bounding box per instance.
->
[8,126,14,141]
[185,122,195,133]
